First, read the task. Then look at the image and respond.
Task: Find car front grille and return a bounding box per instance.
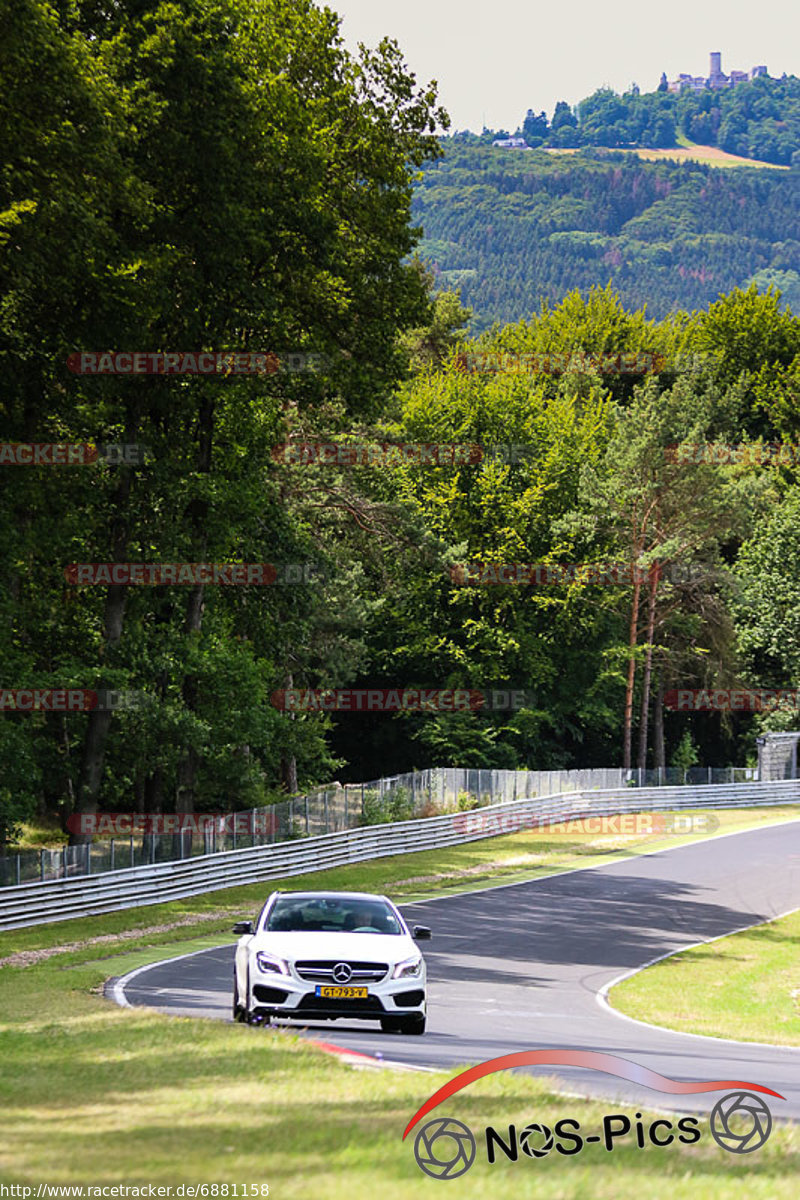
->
[296,994,385,1014]
[294,959,389,984]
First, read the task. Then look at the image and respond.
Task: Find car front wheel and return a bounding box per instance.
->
[233,970,245,1022]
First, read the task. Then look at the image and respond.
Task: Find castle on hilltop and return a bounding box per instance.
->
[666,51,768,93]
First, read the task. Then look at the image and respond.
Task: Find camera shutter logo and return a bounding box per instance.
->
[710,1092,772,1153]
[520,1122,555,1158]
[414,1118,476,1179]
[332,963,352,984]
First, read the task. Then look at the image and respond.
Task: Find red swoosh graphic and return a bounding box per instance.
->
[402,1050,784,1139]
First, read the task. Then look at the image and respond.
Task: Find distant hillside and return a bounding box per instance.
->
[412,146,800,330]
[456,73,800,168]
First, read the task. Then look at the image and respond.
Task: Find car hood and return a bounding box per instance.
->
[250,931,416,961]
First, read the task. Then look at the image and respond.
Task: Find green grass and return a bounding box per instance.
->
[2,806,799,1195]
[611,906,800,1046]
[11,816,70,850]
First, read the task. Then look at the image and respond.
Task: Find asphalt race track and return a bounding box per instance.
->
[113,820,800,1120]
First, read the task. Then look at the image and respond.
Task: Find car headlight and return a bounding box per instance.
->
[255,951,289,975]
[392,955,423,980]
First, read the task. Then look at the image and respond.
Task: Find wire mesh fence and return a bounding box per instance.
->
[0,763,757,889]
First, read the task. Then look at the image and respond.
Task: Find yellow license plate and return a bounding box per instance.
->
[315,985,368,999]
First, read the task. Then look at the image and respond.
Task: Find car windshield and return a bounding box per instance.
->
[265,896,402,934]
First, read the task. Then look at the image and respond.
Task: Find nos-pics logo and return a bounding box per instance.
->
[403,1050,782,1180]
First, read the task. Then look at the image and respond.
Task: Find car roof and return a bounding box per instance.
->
[271,890,390,902]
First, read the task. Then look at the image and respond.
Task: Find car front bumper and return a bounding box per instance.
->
[249,969,426,1021]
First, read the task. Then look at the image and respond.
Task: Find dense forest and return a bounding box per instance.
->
[2,1,800,846]
[457,73,800,166]
[413,146,800,329]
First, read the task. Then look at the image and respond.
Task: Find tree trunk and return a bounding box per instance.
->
[280,673,298,794]
[281,753,298,795]
[637,563,661,771]
[173,393,214,850]
[653,666,665,772]
[622,571,643,770]
[69,416,136,844]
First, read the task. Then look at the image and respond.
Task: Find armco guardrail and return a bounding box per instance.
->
[0,763,757,888]
[0,778,796,931]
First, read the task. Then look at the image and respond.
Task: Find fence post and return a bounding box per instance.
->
[344,787,349,828]
[62,846,67,879]
[110,839,115,872]
[130,835,134,867]
[40,849,45,881]
[708,766,712,785]
[16,855,21,886]
[86,843,91,876]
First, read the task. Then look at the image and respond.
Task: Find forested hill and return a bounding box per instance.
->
[413,146,800,330]
[459,73,800,166]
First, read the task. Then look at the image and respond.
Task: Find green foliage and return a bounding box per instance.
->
[0,0,446,843]
[456,790,482,811]
[360,786,416,825]
[733,489,800,723]
[670,730,700,772]
[4,6,800,825]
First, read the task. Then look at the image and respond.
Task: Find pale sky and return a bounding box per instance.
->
[327,0,798,132]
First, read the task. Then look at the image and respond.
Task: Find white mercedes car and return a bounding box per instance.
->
[232,890,430,1034]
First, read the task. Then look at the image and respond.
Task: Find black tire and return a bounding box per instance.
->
[241,966,256,1024]
[233,970,245,1022]
[400,1013,426,1035]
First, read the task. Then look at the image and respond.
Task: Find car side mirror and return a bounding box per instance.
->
[413,925,431,941]
[232,920,254,935]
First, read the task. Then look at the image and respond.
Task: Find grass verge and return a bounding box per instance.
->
[610,905,800,1046]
